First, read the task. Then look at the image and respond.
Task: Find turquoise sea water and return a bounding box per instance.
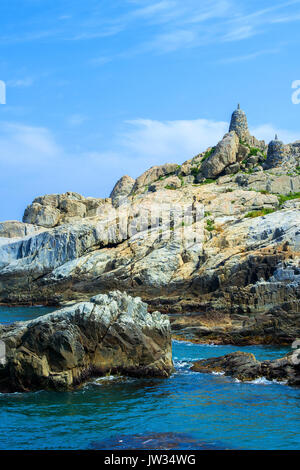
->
[0,306,299,450]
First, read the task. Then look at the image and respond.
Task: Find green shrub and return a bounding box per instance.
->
[178,174,184,186]
[244,208,276,218]
[249,147,260,157]
[201,147,215,162]
[201,178,215,185]
[206,219,215,231]
[278,192,300,206]
[191,167,200,177]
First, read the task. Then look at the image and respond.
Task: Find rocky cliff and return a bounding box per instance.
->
[0,105,299,345]
[0,291,173,392]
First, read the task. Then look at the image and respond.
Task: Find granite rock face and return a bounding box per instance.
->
[191,351,300,387]
[0,291,173,392]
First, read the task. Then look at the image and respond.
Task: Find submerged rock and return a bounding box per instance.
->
[89,432,231,450]
[191,351,300,386]
[0,291,173,392]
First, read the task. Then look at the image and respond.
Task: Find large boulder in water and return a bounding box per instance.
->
[0,291,173,392]
[191,351,300,386]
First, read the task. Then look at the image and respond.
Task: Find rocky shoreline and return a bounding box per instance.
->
[0,105,299,349]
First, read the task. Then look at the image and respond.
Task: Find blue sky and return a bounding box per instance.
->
[0,0,300,221]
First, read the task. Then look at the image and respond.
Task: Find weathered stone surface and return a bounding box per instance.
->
[0,291,173,392]
[265,136,288,169]
[149,175,182,192]
[229,104,250,142]
[0,221,39,239]
[235,172,300,195]
[132,163,178,192]
[201,132,239,179]
[23,192,110,228]
[191,351,300,386]
[110,175,135,207]
[23,203,61,228]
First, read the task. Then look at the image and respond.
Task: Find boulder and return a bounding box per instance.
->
[110,175,135,207]
[132,163,178,192]
[201,132,239,179]
[22,192,110,228]
[23,203,61,228]
[0,291,173,392]
[149,175,182,192]
[191,351,300,386]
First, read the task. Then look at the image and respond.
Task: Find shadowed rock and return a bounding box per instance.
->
[89,432,232,450]
[0,291,173,392]
[191,351,300,386]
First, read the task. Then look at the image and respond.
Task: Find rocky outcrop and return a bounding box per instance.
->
[0,221,39,239]
[0,291,173,392]
[171,307,300,346]
[110,175,135,207]
[132,163,179,193]
[201,132,239,179]
[23,192,111,228]
[191,351,300,386]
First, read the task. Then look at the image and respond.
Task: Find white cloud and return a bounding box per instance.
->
[218,48,280,64]
[250,124,300,144]
[120,118,228,161]
[0,0,299,58]
[0,122,63,165]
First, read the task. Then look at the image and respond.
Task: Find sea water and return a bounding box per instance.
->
[0,306,299,450]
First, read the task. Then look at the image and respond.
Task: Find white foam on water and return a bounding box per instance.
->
[234,376,288,385]
[87,375,126,387]
[212,371,225,376]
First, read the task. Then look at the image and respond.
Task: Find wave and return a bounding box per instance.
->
[234,377,288,385]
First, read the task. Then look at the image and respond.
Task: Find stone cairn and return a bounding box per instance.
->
[265,134,287,169]
[229,104,250,143]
